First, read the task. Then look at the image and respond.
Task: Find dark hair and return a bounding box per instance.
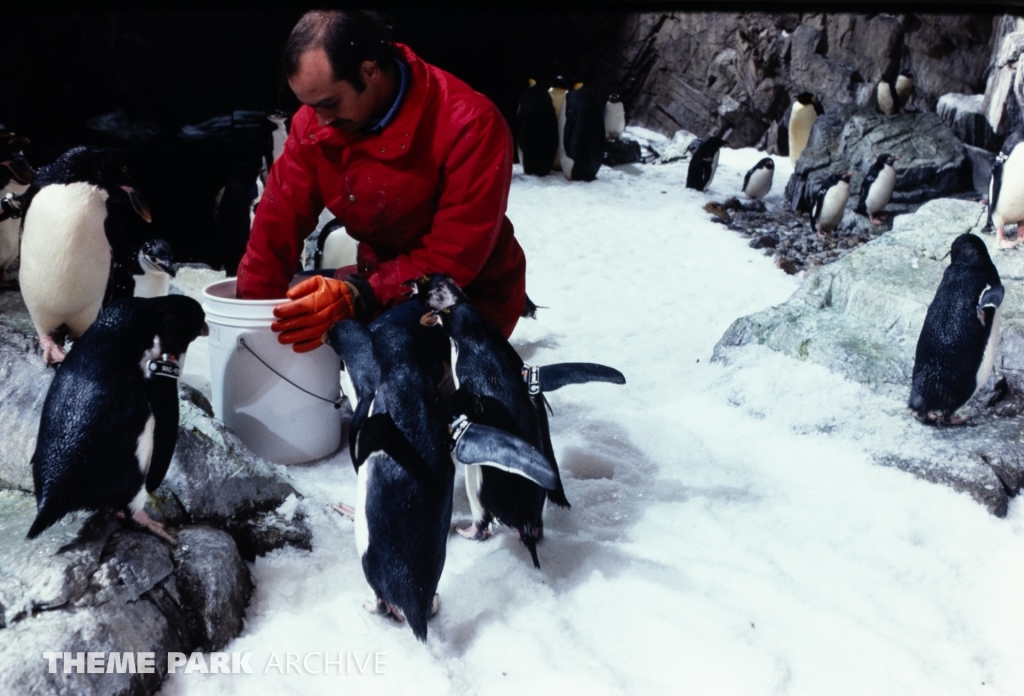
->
[283,10,395,93]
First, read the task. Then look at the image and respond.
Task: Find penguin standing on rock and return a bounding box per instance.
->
[516,81,559,177]
[895,71,915,111]
[742,157,775,200]
[856,154,900,224]
[810,171,853,237]
[788,92,824,166]
[27,295,208,543]
[604,93,625,141]
[877,78,899,115]
[19,147,152,364]
[686,137,725,192]
[909,233,1004,425]
[987,132,1024,250]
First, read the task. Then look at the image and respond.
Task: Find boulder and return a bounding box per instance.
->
[937,93,1001,151]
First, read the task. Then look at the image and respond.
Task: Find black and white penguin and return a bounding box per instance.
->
[742,157,775,200]
[313,218,359,270]
[604,92,625,141]
[856,154,900,224]
[19,147,152,364]
[549,75,572,171]
[877,78,899,116]
[27,295,207,543]
[810,171,853,237]
[686,137,725,192]
[895,71,914,111]
[789,92,824,166]
[909,233,1003,425]
[325,319,380,461]
[987,132,1024,250]
[0,132,34,287]
[559,85,605,182]
[516,80,559,177]
[104,238,176,307]
[408,274,625,568]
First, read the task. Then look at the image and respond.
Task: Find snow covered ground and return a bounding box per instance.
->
[162,129,1024,695]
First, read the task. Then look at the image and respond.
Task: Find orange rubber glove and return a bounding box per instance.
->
[272,276,359,353]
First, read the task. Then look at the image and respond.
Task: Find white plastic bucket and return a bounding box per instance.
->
[202,278,342,465]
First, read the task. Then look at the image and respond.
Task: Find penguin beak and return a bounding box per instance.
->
[2,159,34,185]
[420,311,442,327]
[122,186,153,223]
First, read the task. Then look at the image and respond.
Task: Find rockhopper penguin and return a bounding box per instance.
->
[987,131,1024,250]
[856,154,900,225]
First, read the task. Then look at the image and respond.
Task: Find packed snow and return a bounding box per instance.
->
[162,128,1024,695]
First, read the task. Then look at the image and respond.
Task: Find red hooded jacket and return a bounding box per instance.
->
[236,44,526,337]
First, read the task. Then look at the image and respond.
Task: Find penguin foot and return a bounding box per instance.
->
[331,502,356,520]
[816,230,830,240]
[126,509,177,545]
[364,597,405,622]
[938,413,971,426]
[431,593,440,617]
[38,334,67,364]
[869,214,885,225]
[455,522,491,540]
[997,237,1018,250]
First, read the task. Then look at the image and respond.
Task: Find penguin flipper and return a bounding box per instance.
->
[354,413,431,485]
[742,167,753,193]
[452,422,559,491]
[538,362,626,392]
[26,499,67,539]
[978,285,1005,327]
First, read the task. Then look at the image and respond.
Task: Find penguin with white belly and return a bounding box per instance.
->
[27,295,207,543]
[19,146,152,364]
[0,132,35,287]
[909,233,1004,425]
[686,137,726,192]
[604,92,625,141]
[895,71,914,111]
[105,238,176,306]
[877,78,899,116]
[788,92,824,166]
[742,157,775,200]
[516,80,559,177]
[987,132,1024,250]
[408,274,626,568]
[810,171,853,237]
[559,85,605,181]
[856,154,900,224]
[313,218,359,271]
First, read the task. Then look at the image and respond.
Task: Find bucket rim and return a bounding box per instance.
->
[202,278,286,307]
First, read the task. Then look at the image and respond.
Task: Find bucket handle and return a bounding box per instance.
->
[238,336,344,409]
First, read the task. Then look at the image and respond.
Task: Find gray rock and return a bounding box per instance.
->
[983,19,1024,138]
[0,319,51,492]
[938,93,1001,151]
[713,198,1024,515]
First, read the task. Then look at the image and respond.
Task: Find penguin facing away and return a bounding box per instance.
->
[810,171,853,237]
[789,92,824,166]
[27,295,208,543]
[742,157,775,200]
[559,85,605,182]
[19,146,152,364]
[856,154,900,224]
[686,137,725,192]
[0,132,35,287]
[516,80,559,177]
[988,132,1024,250]
[604,92,626,141]
[909,233,1004,425]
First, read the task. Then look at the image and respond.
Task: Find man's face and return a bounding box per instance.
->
[289,49,380,132]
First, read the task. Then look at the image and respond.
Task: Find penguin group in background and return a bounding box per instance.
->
[856,154,900,224]
[409,274,625,568]
[810,171,853,237]
[313,218,359,270]
[19,146,152,364]
[0,132,35,287]
[27,295,207,543]
[742,157,775,200]
[516,80,559,177]
[987,131,1024,250]
[909,233,1004,425]
[604,93,625,141]
[559,85,605,181]
[686,136,725,191]
[789,92,824,166]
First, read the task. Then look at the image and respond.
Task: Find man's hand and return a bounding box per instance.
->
[272,276,358,353]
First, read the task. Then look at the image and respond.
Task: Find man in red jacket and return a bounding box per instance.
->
[236,10,527,352]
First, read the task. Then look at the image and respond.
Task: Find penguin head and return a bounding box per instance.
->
[139,238,176,278]
[758,157,775,170]
[607,92,622,104]
[795,92,816,106]
[899,70,914,80]
[146,295,208,360]
[838,171,854,184]
[884,154,901,167]
[950,233,992,268]
[40,146,152,222]
[402,274,466,311]
[0,132,34,185]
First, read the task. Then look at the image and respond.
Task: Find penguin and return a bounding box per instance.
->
[408,274,625,568]
[559,85,605,182]
[104,238,176,307]
[325,319,380,461]
[0,132,34,287]
[877,79,899,115]
[549,75,572,171]
[909,233,1004,425]
[810,171,853,237]
[516,80,559,177]
[327,320,559,640]
[742,157,775,200]
[788,92,824,166]
[686,137,725,192]
[27,295,207,543]
[19,146,152,364]
[895,71,914,111]
[856,154,900,224]
[604,92,625,141]
[313,218,359,270]
[987,131,1024,250]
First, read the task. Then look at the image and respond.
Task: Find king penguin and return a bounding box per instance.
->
[549,75,572,171]
[742,157,775,200]
[604,92,626,141]
[909,233,1003,425]
[19,146,152,363]
[559,85,605,182]
[516,80,559,177]
[789,92,824,166]
[27,295,207,543]
[408,274,625,568]
[0,132,34,287]
[987,131,1024,250]
[810,171,853,237]
[856,154,900,224]
[686,136,726,192]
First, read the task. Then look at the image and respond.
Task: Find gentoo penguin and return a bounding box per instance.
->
[604,92,626,141]
[810,171,853,237]
[409,274,625,568]
[559,85,605,181]
[742,157,775,200]
[19,147,152,363]
[909,233,1003,425]
[104,238,176,306]
[314,218,359,270]
[0,132,35,287]
[856,154,900,224]
[686,137,725,191]
[27,295,207,543]
[987,132,1024,249]
[516,80,559,177]
[877,78,899,115]
[788,92,824,166]
[895,71,914,111]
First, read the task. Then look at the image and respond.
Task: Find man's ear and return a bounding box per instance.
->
[360,60,380,84]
